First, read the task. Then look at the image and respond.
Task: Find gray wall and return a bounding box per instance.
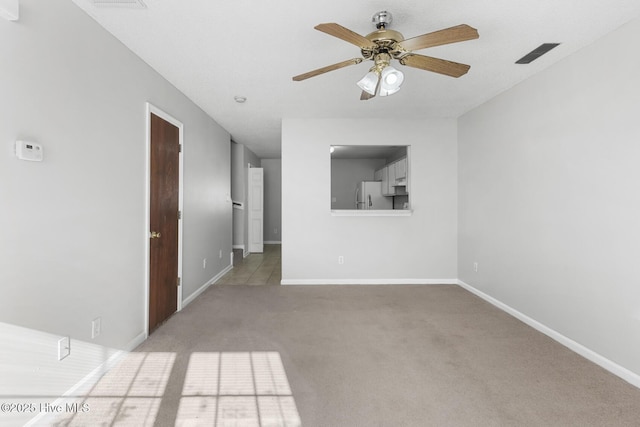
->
[0,0,231,419]
[282,118,458,283]
[261,159,282,243]
[385,146,408,164]
[230,142,261,253]
[331,158,386,209]
[231,142,244,202]
[458,17,640,378]
[231,141,245,248]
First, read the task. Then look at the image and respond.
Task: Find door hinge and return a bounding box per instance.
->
[178,210,182,220]
[179,144,182,153]
[177,277,181,287]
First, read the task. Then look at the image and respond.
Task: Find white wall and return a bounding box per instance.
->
[282,118,458,283]
[0,0,231,419]
[261,159,282,243]
[458,17,640,378]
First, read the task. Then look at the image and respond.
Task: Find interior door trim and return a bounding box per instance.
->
[144,102,184,337]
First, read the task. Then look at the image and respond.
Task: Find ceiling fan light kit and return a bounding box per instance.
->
[357,71,379,95]
[292,10,479,101]
[379,66,404,96]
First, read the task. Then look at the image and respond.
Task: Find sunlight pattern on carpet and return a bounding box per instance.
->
[49,351,300,426]
[176,351,301,426]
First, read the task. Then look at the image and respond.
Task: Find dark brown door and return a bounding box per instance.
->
[149,112,180,333]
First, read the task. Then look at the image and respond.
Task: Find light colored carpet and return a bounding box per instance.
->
[49,247,640,426]
[132,283,640,426]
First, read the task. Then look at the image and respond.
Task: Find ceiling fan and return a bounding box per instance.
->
[292,11,479,100]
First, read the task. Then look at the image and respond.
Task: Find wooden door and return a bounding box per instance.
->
[248,167,264,253]
[149,112,180,333]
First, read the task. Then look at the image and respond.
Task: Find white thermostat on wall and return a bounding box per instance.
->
[15,140,43,162]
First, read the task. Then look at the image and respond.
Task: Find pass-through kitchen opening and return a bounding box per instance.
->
[330,145,409,211]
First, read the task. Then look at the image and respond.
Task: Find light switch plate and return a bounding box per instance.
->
[58,336,70,361]
[91,317,102,339]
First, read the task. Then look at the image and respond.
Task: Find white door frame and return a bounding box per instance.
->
[144,102,184,337]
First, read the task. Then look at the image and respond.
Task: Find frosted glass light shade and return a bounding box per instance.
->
[356,71,379,95]
[379,66,404,96]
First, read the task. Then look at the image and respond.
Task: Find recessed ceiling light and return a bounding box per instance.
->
[234,96,247,103]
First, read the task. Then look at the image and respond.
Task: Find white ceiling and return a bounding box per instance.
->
[71,0,640,158]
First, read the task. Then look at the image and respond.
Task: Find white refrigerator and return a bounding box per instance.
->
[355,181,392,210]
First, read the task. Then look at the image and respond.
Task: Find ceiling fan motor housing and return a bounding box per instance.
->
[361,10,406,61]
[361,28,405,60]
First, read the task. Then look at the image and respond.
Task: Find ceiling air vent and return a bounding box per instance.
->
[89,0,147,8]
[515,43,560,64]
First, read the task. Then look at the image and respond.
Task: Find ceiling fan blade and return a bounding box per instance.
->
[399,24,478,52]
[315,23,377,50]
[292,58,363,81]
[399,54,471,78]
[360,90,375,101]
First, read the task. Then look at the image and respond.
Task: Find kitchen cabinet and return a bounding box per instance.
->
[381,164,396,196]
[387,162,397,195]
[379,166,388,195]
[395,157,407,180]
[376,156,408,196]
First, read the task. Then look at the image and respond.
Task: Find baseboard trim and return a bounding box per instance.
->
[126,331,147,351]
[264,241,282,244]
[182,264,233,308]
[25,331,147,427]
[457,280,640,389]
[281,279,458,285]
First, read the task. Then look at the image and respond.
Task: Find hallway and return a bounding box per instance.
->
[216,244,281,285]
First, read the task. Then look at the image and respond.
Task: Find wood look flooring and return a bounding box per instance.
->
[216,244,281,285]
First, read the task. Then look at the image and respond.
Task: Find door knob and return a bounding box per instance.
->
[150,231,161,239]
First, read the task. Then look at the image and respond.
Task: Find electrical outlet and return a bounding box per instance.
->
[203,258,207,269]
[91,317,101,339]
[219,250,222,259]
[58,336,70,361]
[473,262,478,273]
[338,256,344,265]
[274,228,278,234]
